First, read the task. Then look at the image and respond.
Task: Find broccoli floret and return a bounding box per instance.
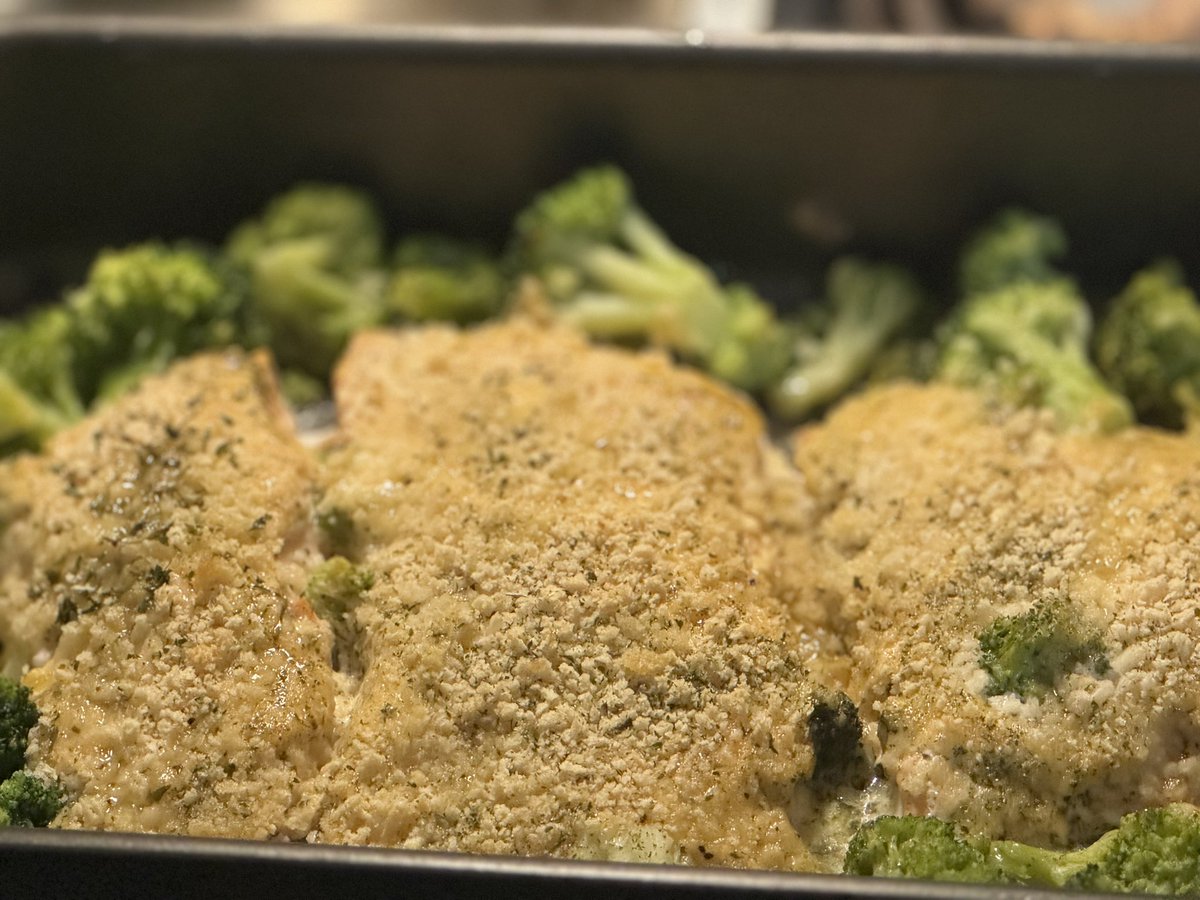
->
[306,556,375,622]
[1094,261,1200,429]
[0,309,84,454]
[708,283,794,393]
[937,279,1133,433]
[844,816,1005,883]
[768,257,921,421]
[866,337,939,385]
[808,691,871,793]
[846,807,1200,893]
[1059,804,1200,894]
[66,243,244,404]
[992,805,1200,893]
[386,234,507,324]
[278,369,328,408]
[0,771,63,828]
[977,599,1108,698]
[0,677,38,781]
[959,208,1068,297]
[226,183,386,379]
[510,165,790,391]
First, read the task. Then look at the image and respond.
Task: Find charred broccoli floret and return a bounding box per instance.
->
[226,183,387,379]
[769,257,921,420]
[386,234,507,324]
[510,165,790,391]
[1094,261,1200,429]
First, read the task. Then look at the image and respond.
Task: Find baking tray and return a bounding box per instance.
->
[0,19,1196,899]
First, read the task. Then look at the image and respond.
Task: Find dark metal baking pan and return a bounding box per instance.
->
[0,19,1194,899]
[0,827,1096,900]
[4,19,1200,310]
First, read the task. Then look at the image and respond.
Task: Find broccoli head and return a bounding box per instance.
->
[1060,803,1200,895]
[306,556,375,622]
[977,599,1108,698]
[707,283,794,392]
[386,234,507,324]
[937,278,1133,433]
[66,242,244,404]
[510,165,790,391]
[226,183,387,379]
[847,806,1200,894]
[844,816,1005,883]
[768,257,921,421]
[1094,261,1200,429]
[959,208,1068,297]
[0,677,38,781]
[0,308,84,454]
[227,182,384,276]
[0,771,63,828]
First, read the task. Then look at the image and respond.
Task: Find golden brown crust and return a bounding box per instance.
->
[314,320,821,869]
[3,350,335,838]
[791,382,1200,846]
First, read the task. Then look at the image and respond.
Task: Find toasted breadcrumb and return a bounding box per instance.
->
[313,319,822,869]
[1,351,335,838]
[791,381,1200,846]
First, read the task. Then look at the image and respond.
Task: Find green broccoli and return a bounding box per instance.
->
[0,771,63,828]
[385,234,508,324]
[844,815,1005,883]
[846,805,1200,894]
[1094,261,1200,429]
[847,807,1200,895]
[1,243,247,454]
[510,165,790,391]
[959,208,1068,297]
[937,278,1133,433]
[0,677,38,780]
[1056,804,1200,894]
[0,308,84,454]
[708,283,794,393]
[866,337,939,385]
[65,242,244,404]
[977,599,1108,698]
[768,257,921,421]
[226,183,387,380]
[306,556,375,622]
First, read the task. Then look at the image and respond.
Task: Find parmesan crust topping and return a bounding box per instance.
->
[1,350,335,837]
[791,382,1200,846]
[313,320,820,869]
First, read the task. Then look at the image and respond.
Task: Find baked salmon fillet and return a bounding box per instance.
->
[0,350,335,838]
[791,382,1200,847]
[313,319,823,870]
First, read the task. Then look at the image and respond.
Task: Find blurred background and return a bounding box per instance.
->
[3,0,1200,42]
